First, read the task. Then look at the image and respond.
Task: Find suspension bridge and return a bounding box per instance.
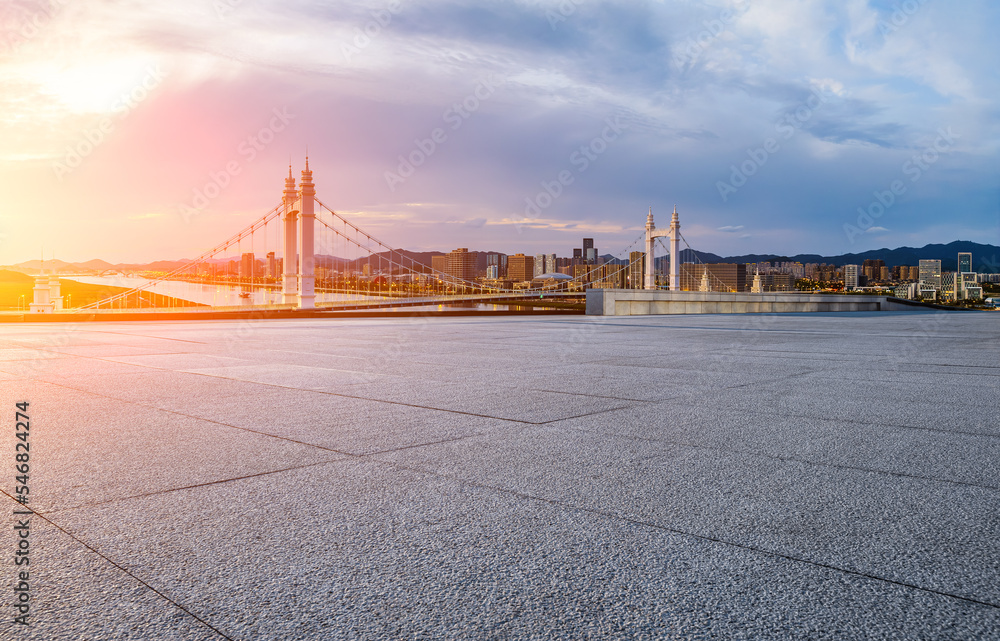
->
[58,161,721,316]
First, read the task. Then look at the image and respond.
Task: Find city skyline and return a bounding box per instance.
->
[1,1,998,264]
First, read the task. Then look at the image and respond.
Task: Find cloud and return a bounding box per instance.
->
[1,0,997,263]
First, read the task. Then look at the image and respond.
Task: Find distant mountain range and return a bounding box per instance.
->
[602,240,1000,273]
[5,241,999,275]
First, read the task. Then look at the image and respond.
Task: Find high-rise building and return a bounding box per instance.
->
[919,259,942,289]
[431,255,449,275]
[844,264,859,290]
[958,252,972,274]
[545,254,556,274]
[582,238,596,263]
[508,254,534,281]
[485,253,507,278]
[763,273,795,291]
[240,252,255,280]
[447,248,476,282]
[628,251,645,289]
[266,252,276,278]
[862,259,884,283]
[534,254,547,277]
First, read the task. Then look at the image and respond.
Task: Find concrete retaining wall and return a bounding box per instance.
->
[586,290,935,315]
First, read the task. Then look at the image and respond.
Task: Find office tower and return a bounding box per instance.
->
[844,264,859,290]
[241,252,255,279]
[534,254,546,277]
[919,259,942,289]
[958,252,972,274]
[862,259,884,283]
[266,252,276,278]
[447,248,476,281]
[431,255,449,274]
[486,252,507,278]
[545,254,556,274]
[583,238,595,263]
[508,254,535,281]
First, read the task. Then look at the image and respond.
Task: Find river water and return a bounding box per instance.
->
[63,275,388,307]
[61,275,540,312]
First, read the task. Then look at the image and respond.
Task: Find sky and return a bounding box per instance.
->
[0,0,998,264]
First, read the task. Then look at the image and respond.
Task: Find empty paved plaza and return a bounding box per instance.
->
[1,311,999,639]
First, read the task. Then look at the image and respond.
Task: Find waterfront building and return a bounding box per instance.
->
[919,259,942,289]
[508,254,535,282]
[844,264,859,290]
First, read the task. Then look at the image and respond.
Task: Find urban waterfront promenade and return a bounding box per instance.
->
[2,311,999,639]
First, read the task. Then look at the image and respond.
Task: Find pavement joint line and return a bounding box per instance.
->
[373,460,1000,612]
[0,489,236,640]
[42,355,609,425]
[39,370,548,424]
[550,422,1000,494]
[533,405,640,425]
[33,379,499,464]
[532,388,657,403]
[41,459,344,514]
[654,397,1000,441]
[722,368,825,391]
[79,330,209,344]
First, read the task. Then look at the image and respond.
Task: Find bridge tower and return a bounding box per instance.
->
[282,166,299,304]
[644,206,682,290]
[667,206,680,291]
[296,158,316,309]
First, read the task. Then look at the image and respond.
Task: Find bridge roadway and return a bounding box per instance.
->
[1,311,999,639]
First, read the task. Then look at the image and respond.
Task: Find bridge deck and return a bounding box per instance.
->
[2,311,999,639]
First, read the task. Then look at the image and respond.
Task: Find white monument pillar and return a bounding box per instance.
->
[668,205,681,291]
[29,267,54,314]
[282,166,299,305]
[49,276,63,310]
[644,208,655,289]
[699,269,710,292]
[297,158,316,309]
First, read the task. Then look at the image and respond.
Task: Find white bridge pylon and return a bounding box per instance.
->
[282,159,317,308]
[644,206,681,290]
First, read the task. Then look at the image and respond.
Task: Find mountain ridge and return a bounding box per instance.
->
[4,241,998,274]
